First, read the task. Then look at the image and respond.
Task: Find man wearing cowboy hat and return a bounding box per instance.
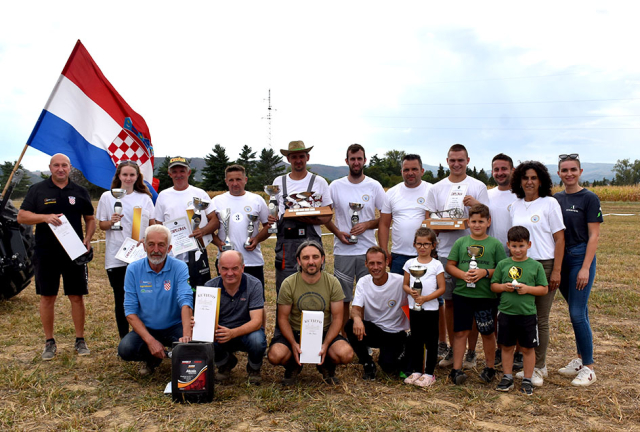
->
[268,141,333,296]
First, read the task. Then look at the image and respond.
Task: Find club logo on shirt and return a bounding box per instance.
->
[164,280,172,291]
[566,205,579,213]
[531,215,540,223]
[508,266,522,280]
[298,292,326,312]
[362,194,371,202]
[44,198,56,205]
[417,197,425,205]
[388,300,397,307]
[507,204,512,211]
[244,206,252,213]
[69,196,76,205]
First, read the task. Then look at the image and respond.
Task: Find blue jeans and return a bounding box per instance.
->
[215,328,267,370]
[118,322,184,366]
[390,253,415,275]
[559,243,596,365]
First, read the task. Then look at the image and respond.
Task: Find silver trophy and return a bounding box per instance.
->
[348,202,364,244]
[220,208,234,251]
[244,214,259,249]
[409,265,427,311]
[192,197,210,252]
[467,246,482,288]
[110,188,127,231]
[264,185,280,234]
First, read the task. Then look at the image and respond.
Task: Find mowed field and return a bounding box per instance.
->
[0,200,639,431]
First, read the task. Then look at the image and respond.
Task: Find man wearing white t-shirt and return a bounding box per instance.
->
[268,141,333,294]
[345,247,409,380]
[426,144,489,367]
[154,157,219,288]
[325,144,385,334]
[487,153,516,255]
[378,154,432,274]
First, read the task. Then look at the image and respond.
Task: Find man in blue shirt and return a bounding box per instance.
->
[118,225,193,375]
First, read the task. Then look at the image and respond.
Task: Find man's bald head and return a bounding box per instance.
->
[49,153,71,185]
[219,250,244,267]
[218,250,244,288]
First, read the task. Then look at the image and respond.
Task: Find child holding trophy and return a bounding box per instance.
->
[402,227,445,387]
[96,161,155,339]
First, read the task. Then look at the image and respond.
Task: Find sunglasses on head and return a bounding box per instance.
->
[119,160,138,166]
[558,153,579,161]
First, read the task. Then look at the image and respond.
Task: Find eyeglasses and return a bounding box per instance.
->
[119,160,138,167]
[558,153,579,161]
[415,242,433,248]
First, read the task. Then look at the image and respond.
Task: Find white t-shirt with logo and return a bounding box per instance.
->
[381,181,432,256]
[97,190,155,269]
[154,185,215,261]
[509,196,565,260]
[426,176,489,257]
[352,273,409,333]
[272,172,332,237]
[330,176,385,255]
[211,191,269,266]
[487,187,517,254]
[402,257,444,311]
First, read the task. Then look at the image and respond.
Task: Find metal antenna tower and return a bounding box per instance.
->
[262,89,276,148]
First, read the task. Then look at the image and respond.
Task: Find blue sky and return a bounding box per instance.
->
[1,1,639,174]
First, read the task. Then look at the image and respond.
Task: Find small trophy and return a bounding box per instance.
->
[220,208,234,251]
[244,214,259,249]
[348,202,364,244]
[467,246,482,288]
[192,197,210,252]
[508,266,520,289]
[409,265,427,311]
[264,185,280,234]
[110,188,127,231]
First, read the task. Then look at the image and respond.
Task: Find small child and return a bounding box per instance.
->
[402,227,445,387]
[445,204,507,385]
[491,226,548,396]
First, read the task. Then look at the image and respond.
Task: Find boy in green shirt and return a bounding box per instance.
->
[491,226,548,395]
[446,204,507,385]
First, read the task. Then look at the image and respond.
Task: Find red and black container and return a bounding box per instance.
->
[171,342,215,403]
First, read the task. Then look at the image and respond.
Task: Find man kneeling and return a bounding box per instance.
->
[202,250,266,384]
[118,225,193,375]
[345,247,409,380]
[268,240,354,385]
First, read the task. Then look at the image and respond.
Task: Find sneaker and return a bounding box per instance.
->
[317,363,339,385]
[512,351,523,371]
[139,361,156,376]
[439,347,454,367]
[463,350,477,369]
[414,374,436,387]
[404,372,422,384]
[494,348,502,368]
[520,380,534,396]
[516,366,547,386]
[438,341,449,359]
[215,353,238,382]
[559,358,583,377]
[448,369,467,385]
[496,376,514,392]
[571,366,596,387]
[74,339,90,356]
[363,362,377,381]
[480,367,497,383]
[282,364,303,386]
[42,340,57,361]
[247,366,262,385]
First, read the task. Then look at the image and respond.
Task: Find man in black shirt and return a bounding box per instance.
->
[18,153,96,360]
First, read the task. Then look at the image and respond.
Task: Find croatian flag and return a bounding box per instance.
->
[27,40,158,197]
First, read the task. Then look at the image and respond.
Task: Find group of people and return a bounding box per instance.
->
[18,141,601,394]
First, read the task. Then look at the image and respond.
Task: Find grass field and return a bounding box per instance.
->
[0,201,639,431]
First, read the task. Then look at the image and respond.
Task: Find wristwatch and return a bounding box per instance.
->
[484,269,490,279]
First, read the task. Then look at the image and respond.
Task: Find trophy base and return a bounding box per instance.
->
[348,237,358,244]
[268,228,278,234]
[284,206,333,218]
[221,244,234,252]
[422,218,468,231]
[467,283,476,288]
[110,226,123,231]
[413,305,422,311]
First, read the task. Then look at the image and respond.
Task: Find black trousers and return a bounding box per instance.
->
[345,319,407,374]
[407,309,440,375]
[106,266,129,339]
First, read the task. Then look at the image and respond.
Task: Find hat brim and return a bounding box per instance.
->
[280,146,313,157]
[168,162,191,169]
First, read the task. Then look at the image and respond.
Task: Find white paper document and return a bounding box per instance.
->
[115,237,147,264]
[445,184,469,215]
[48,215,87,261]
[299,310,324,364]
[192,286,221,343]
[163,217,198,255]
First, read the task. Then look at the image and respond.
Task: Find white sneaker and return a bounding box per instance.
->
[559,358,583,376]
[439,347,454,367]
[516,367,545,386]
[571,366,596,387]
[404,372,422,385]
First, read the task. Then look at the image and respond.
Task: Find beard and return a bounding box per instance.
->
[349,167,363,178]
[148,252,167,265]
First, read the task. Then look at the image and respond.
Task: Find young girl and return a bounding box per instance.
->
[403,227,446,387]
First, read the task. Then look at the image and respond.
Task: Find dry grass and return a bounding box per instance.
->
[550,185,640,202]
[0,202,639,431]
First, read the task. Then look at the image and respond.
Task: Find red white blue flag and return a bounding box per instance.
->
[27,40,158,197]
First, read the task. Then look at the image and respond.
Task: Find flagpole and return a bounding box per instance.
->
[0,143,30,199]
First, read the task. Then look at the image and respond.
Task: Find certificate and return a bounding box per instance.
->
[192,286,221,343]
[115,237,147,264]
[444,184,469,215]
[48,215,87,261]
[299,310,324,364]
[163,217,198,255]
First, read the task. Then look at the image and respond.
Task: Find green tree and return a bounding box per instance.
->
[253,148,286,188]
[201,144,230,191]
[422,170,435,184]
[155,156,197,192]
[236,145,261,191]
[364,151,407,187]
[612,158,640,185]
[436,164,447,181]
[0,161,31,198]
[476,168,489,185]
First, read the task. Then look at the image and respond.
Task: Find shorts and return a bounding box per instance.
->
[438,256,457,301]
[34,252,88,296]
[452,293,497,335]
[333,254,368,302]
[497,312,539,349]
[269,327,348,350]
